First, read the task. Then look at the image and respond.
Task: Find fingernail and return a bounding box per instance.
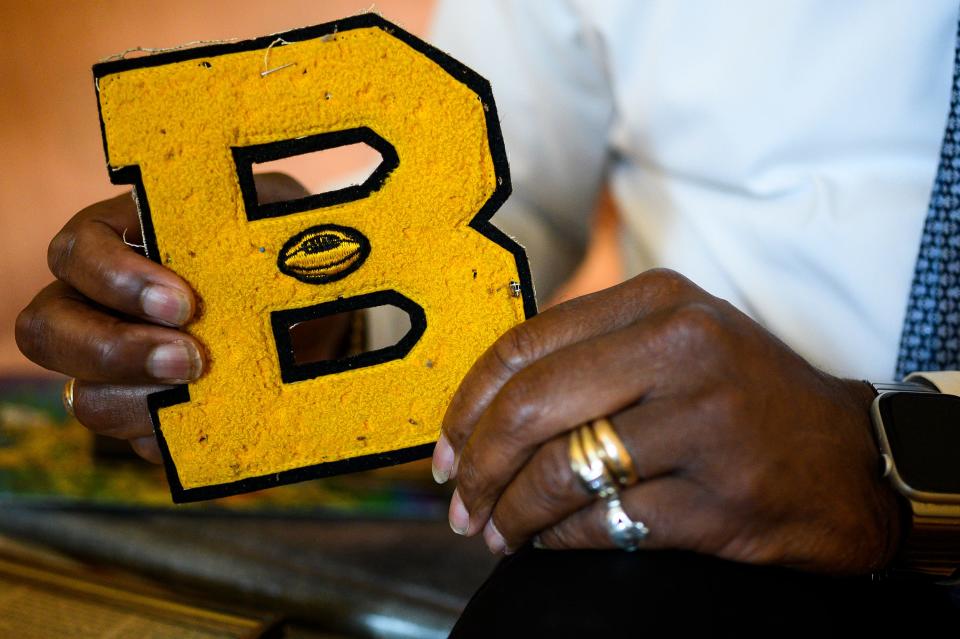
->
[142,284,191,326]
[147,342,201,382]
[449,489,470,536]
[432,433,454,484]
[484,519,507,555]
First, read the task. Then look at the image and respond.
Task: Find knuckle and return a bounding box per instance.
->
[442,421,468,453]
[490,323,541,376]
[671,302,723,340]
[455,449,485,505]
[645,267,686,285]
[47,227,79,279]
[495,375,538,423]
[92,323,134,374]
[531,441,580,510]
[651,302,726,356]
[726,465,771,510]
[100,263,145,303]
[488,376,546,445]
[635,267,692,296]
[14,303,50,364]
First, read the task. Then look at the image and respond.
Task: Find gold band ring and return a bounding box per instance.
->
[569,425,617,499]
[62,378,76,417]
[590,417,638,487]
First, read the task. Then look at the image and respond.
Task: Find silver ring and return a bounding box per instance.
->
[604,494,650,551]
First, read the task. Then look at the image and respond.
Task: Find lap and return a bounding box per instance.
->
[451,546,958,637]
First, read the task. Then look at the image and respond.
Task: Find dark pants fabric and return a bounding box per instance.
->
[450,546,958,637]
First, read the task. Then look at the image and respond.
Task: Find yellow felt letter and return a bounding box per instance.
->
[94,15,534,501]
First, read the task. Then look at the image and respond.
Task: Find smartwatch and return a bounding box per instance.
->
[869,378,960,581]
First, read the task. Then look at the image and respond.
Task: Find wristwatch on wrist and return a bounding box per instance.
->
[868,377,960,581]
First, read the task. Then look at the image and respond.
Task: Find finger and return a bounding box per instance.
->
[46,174,307,329]
[73,381,171,440]
[536,476,720,552]
[16,281,204,383]
[488,400,697,551]
[436,270,700,480]
[48,192,196,327]
[436,287,643,478]
[129,435,163,464]
[454,305,714,535]
[479,435,589,552]
[253,172,310,203]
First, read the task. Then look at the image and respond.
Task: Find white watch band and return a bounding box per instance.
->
[905,371,960,396]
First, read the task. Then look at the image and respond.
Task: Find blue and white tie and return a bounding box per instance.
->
[896,23,960,379]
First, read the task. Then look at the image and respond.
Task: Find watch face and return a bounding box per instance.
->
[878,392,960,494]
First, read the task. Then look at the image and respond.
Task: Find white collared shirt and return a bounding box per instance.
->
[425,0,958,381]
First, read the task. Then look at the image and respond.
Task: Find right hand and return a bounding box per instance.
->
[15,174,327,462]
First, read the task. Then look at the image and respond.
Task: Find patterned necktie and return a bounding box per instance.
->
[896,23,960,380]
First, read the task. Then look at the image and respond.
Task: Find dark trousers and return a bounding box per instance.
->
[451,546,958,637]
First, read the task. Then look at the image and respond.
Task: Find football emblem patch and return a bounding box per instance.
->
[278,224,370,284]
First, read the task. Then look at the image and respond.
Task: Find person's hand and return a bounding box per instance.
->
[433,269,903,575]
[16,173,348,462]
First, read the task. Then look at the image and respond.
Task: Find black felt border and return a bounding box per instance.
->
[272,290,426,383]
[94,14,537,503]
[232,127,399,221]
